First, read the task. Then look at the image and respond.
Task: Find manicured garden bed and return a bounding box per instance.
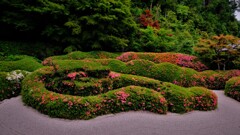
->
[22,59,217,119]
[225,76,240,102]
[0,55,42,101]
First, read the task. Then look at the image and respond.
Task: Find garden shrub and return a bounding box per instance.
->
[22,68,168,119]
[0,55,42,72]
[43,51,120,62]
[111,74,217,113]
[116,52,208,71]
[49,59,240,89]
[0,70,30,101]
[225,77,240,102]
[21,61,217,119]
[192,70,240,90]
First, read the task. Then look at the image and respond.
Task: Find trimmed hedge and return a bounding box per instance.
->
[111,74,217,113]
[22,68,167,119]
[0,70,30,101]
[81,59,239,89]
[42,51,120,63]
[22,61,217,119]
[116,52,208,71]
[225,76,240,102]
[0,55,41,101]
[0,55,42,72]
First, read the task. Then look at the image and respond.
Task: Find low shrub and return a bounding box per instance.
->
[22,69,167,119]
[116,52,208,71]
[112,74,217,113]
[21,63,217,119]
[50,59,240,89]
[0,70,30,101]
[225,77,240,101]
[0,55,42,72]
[43,51,120,62]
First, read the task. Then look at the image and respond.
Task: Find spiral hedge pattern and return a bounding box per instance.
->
[22,60,217,119]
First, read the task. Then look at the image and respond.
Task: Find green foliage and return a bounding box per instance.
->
[22,69,168,119]
[0,55,43,72]
[0,41,62,59]
[44,51,120,61]
[194,34,240,70]
[0,0,137,51]
[21,62,217,119]
[0,70,30,101]
[225,76,240,102]
[116,52,208,71]
[45,52,240,90]
[131,27,176,52]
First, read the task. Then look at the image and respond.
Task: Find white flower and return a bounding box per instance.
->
[6,70,31,83]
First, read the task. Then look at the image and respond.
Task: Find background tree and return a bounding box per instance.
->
[194,34,240,70]
[0,0,137,51]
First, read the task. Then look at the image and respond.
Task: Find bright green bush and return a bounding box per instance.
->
[112,74,217,113]
[50,59,240,89]
[43,51,120,62]
[0,55,42,72]
[225,77,240,102]
[22,68,168,119]
[0,70,30,101]
[21,62,217,119]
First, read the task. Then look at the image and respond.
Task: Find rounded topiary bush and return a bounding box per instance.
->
[22,60,217,119]
[42,51,120,63]
[0,55,42,72]
[225,76,240,101]
[0,70,30,101]
[116,52,208,71]
[22,66,167,119]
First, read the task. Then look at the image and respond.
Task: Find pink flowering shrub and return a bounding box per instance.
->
[117,52,208,71]
[191,70,240,89]
[225,76,240,102]
[109,72,120,79]
[42,58,53,66]
[22,58,219,120]
[67,72,78,80]
[67,71,87,80]
[116,90,130,103]
[116,52,139,62]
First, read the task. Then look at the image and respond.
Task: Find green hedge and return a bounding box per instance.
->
[43,51,120,62]
[22,68,168,119]
[94,59,239,89]
[225,77,240,102]
[0,55,43,72]
[0,70,30,101]
[116,52,208,71]
[21,63,217,119]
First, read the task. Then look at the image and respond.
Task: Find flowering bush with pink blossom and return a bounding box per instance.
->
[225,76,240,102]
[21,60,218,120]
[117,52,208,71]
[109,72,120,79]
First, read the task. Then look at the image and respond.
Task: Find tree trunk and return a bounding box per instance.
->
[217,63,220,70]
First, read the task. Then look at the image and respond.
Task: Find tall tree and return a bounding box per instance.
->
[0,0,137,51]
[194,34,240,70]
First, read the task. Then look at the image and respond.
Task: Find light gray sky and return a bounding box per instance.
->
[235,11,240,20]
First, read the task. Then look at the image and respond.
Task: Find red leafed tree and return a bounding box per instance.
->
[139,9,160,29]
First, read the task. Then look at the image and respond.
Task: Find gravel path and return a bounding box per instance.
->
[0,90,240,135]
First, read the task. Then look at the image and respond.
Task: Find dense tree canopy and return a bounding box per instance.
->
[194,34,240,70]
[0,0,239,54]
[0,0,137,51]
